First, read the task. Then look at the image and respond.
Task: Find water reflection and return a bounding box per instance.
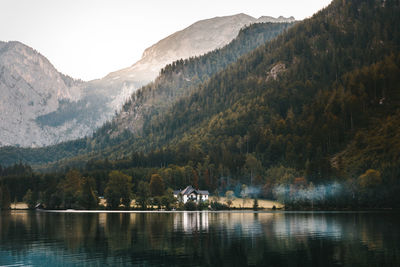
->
[0,211,399,266]
[272,213,343,239]
[174,212,209,232]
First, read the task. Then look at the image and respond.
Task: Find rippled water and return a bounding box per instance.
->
[0,211,399,266]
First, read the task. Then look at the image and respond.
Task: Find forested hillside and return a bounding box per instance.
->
[1,0,400,209]
[108,22,293,137]
[97,0,400,184]
[88,0,400,207]
[0,22,294,166]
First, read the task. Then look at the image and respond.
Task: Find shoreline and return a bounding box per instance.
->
[9,202,399,213]
[7,208,399,214]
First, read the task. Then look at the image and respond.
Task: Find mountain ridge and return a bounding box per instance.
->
[0,21,295,167]
[103,14,295,83]
[0,14,293,147]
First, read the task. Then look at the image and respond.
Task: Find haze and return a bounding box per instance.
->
[0,0,331,81]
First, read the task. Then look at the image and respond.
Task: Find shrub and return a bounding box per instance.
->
[184,200,197,211]
[210,201,229,210]
[197,200,209,210]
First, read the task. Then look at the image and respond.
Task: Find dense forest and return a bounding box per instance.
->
[1,0,400,209]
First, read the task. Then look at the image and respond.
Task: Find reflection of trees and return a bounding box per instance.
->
[104,213,132,252]
[0,211,400,266]
[63,214,85,250]
[42,213,98,251]
[147,214,169,245]
[80,214,99,252]
[0,211,10,243]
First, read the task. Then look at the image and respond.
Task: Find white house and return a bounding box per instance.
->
[173,186,209,203]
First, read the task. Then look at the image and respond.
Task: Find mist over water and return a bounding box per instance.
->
[273,182,345,204]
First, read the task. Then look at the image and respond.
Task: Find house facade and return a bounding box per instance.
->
[173,186,209,203]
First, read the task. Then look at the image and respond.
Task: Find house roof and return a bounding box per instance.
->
[174,186,209,196]
[181,186,196,195]
[198,190,209,195]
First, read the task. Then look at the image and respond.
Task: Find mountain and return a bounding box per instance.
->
[2,0,400,209]
[0,14,295,148]
[0,41,83,147]
[0,21,295,167]
[24,0,399,187]
[68,14,295,133]
[126,0,399,183]
[103,13,295,84]
[109,22,294,137]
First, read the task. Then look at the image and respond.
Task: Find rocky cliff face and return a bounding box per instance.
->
[0,41,83,147]
[0,14,295,147]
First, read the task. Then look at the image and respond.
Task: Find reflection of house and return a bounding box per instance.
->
[173,186,209,203]
[173,212,209,232]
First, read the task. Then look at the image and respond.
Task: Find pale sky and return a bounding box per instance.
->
[0,0,332,81]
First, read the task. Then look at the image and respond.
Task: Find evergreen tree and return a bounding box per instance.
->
[79,178,99,210]
[104,171,132,209]
[136,181,150,210]
[60,169,83,208]
[23,189,37,209]
[149,174,164,196]
[0,184,11,210]
[253,198,259,211]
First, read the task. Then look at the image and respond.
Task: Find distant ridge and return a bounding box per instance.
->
[103,14,295,84]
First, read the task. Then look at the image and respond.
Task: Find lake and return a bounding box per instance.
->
[0,211,399,266]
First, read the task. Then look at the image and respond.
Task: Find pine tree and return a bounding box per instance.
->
[0,184,11,210]
[79,178,98,210]
[23,189,38,209]
[253,198,259,211]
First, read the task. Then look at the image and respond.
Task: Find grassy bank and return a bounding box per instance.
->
[215,197,284,209]
[10,202,28,210]
[13,198,284,210]
[100,197,284,210]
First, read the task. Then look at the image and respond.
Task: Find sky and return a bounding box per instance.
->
[0,0,332,81]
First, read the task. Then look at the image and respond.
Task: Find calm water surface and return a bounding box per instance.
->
[0,211,399,266]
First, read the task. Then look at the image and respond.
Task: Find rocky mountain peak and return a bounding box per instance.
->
[0,41,82,147]
[104,13,294,84]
